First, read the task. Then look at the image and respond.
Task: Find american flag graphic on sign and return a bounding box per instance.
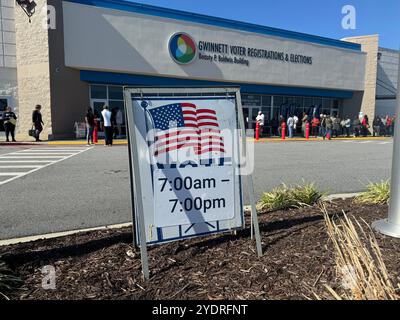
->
[148,103,225,156]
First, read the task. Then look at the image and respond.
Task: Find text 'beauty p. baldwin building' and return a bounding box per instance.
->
[0,0,398,139]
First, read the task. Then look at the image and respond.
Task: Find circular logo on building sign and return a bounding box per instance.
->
[169,33,197,64]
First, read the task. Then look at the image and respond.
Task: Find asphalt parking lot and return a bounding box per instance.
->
[0,139,393,240]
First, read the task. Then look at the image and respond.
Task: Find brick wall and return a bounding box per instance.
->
[14,0,52,140]
[343,35,379,121]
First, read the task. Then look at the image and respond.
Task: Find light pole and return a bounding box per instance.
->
[372,49,400,238]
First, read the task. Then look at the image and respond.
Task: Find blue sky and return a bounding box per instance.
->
[131,0,400,49]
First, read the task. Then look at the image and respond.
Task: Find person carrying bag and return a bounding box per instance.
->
[31,104,44,142]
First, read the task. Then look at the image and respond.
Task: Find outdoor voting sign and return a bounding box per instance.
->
[124,87,245,245]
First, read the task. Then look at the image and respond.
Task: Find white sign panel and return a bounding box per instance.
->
[125,88,244,245]
[153,166,235,227]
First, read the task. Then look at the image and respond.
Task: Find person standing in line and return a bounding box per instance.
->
[301,112,308,138]
[373,116,382,137]
[344,116,351,137]
[361,115,370,137]
[256,111,265,138]
[320,114,326,138]
[311,116,320,138]
[3,107,17,142]
[287,115,294,138]
[353,116,361,137]
[333,115,341,138]
[324,115,333,140]
[293,114,299,136]
[32,105,44,142]
[85,107,95,146]
[101,105,113,146]
[380,116,387,136]
[391,116,396,137]
[278,116,286,137]
[385,115,392,136]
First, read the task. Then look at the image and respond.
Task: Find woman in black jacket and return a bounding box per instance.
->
[3,107,17,142]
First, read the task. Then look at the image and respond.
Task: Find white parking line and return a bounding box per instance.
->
[24,148,90,151]
[379,142,392,145]
[0,147,92,186]
[0,156,65,159]
[11,152,76,155]
[0,172,24,176]
[0,165,41,168]
[0,160,54,163]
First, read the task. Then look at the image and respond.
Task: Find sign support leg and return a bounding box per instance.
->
[124,91,150,280]
[247,175,263,257]
[235,90,262,256]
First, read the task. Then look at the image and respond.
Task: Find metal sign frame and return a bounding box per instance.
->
[124,86,262,279]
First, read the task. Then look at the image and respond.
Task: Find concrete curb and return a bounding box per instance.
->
[1,137,392,146]
[0,223,132,247]
[323,192,361,201]
[0,193,362,247]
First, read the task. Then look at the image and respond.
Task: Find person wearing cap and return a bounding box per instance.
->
[256,111,265,137]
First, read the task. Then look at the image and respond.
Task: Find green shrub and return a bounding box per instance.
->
[0,261,22,293]
[291,183,324,207]
[355,181,390,205]
[258,185,294,211]
[258,183,324,212]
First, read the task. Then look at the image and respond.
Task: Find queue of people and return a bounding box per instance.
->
[84,105,125,146]
[256,112,396,140]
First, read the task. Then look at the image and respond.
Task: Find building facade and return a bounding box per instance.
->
[6,0,397,139]
[376,47,399,117]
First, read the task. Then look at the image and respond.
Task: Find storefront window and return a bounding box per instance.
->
[241,94,262,106]
[332,100,340,109]
[304,97,313,108]
[273,96,283,107]
[262,107,271,119]
[322,98,331,108]
[109,100,124,110]
[293,97,303,107]
[90,85,107,99]
[108,86,123,100]
[262,95,272,107]
[313,97,322,106]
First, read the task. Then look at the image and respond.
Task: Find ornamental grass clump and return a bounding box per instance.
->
[258,183,324,212]
[0,261,22,299]
[258,185,294,212]
[290,183,324,207]
[355,181,390,205]
[320,206,399,300]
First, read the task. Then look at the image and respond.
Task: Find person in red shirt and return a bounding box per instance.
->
[386,116,393,136]
[361,115,370,137]
[311,117,320,138]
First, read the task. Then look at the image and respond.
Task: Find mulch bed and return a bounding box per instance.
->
[1,198,400,300]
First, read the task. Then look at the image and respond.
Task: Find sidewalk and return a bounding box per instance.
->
[254,136,392,143]
[0,136,392,146]
[0,139,128,146]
